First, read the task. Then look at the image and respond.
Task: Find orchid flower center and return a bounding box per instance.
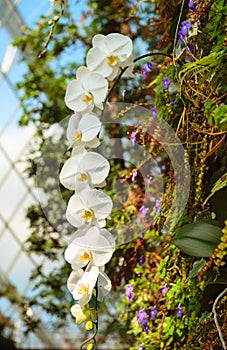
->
[78,172,89,182]
[77,283,89,295]
[82,209,94,221]
[79,250,91,262]
[72,130,82,141]
[82,92,94,105]
[107,55,118,66]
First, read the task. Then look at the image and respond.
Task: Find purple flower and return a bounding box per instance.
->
[178,21,192,43]
[137,309,148,326]
[126,284,134,302]
[145,175,152,188]
[150,306,158,321]
[155,199,162,216]
[132,170,137,181]
[150,106,157,118]
[161,283,168,297]
[139,205,149,218]
[181,21,192,35]
[130,131,137,145]
[141,62,152,80]
[142,65,147,80]
[144,323,150,334]
[138,255,144,266]
[138,344,143,350]
[188,0,196,12]
[121,89,126,101]
[162,77,170,89]
[176,303,183,318]
[147,62,153,70]
[137,309,150,333]
[168,99,176,106]
[178,30,185,44]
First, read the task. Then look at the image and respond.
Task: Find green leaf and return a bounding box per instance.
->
[199,311,212,324]
[203,172,227,205]
[187,258,206,280]
[172,222,222,257]
[214,105,227,130]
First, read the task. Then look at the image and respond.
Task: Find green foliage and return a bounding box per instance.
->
[204,172,227,205]
[172,222,222,257]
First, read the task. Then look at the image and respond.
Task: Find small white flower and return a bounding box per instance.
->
[86,33,134,80]
[66,112,101,149]
[65,66,108,113]
[66,187,113,228]
[67,265,99,306]
[70,304,87,324]
[64,225,115,270]
[59,151,110,190]
[67,265,112,306]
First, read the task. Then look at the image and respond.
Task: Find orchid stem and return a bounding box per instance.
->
[78,283,99,350]
[105,51,172,103]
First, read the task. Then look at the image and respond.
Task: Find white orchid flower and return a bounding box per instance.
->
[67,265,112,306]
[59,151,110,190]
[64,225,115,270]
[70,303,96,324]
[67,265,99,306]
[66,112,101,149]
[66,187,113,228]
[86,33,134,80]
[65,66,108,113]
[70,304,88,324]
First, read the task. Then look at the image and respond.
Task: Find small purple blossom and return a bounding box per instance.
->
[147,62,153,70]
[139,205,149,218]
[142,65,147,80]
[155,199,162,216]
[176,303,183,318]
[150,106,157,118]
[138,255,144,266]
[138,344,143,350]
[188,0,196,12]
[130,131,137,145]
[145,175,152,188]
[137,309,148,326]
[141,62,153,80]
[167,99,176,106]
[162,77,170,89]
[132,170,137,181]
[161,283,168,297]
[121,89,126,101]
[126,284,134,302]
[181,21,192,35]
[144,323,150,334]
[178,21,192,44]
[150,306,158,321]
[178,30,185,44]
